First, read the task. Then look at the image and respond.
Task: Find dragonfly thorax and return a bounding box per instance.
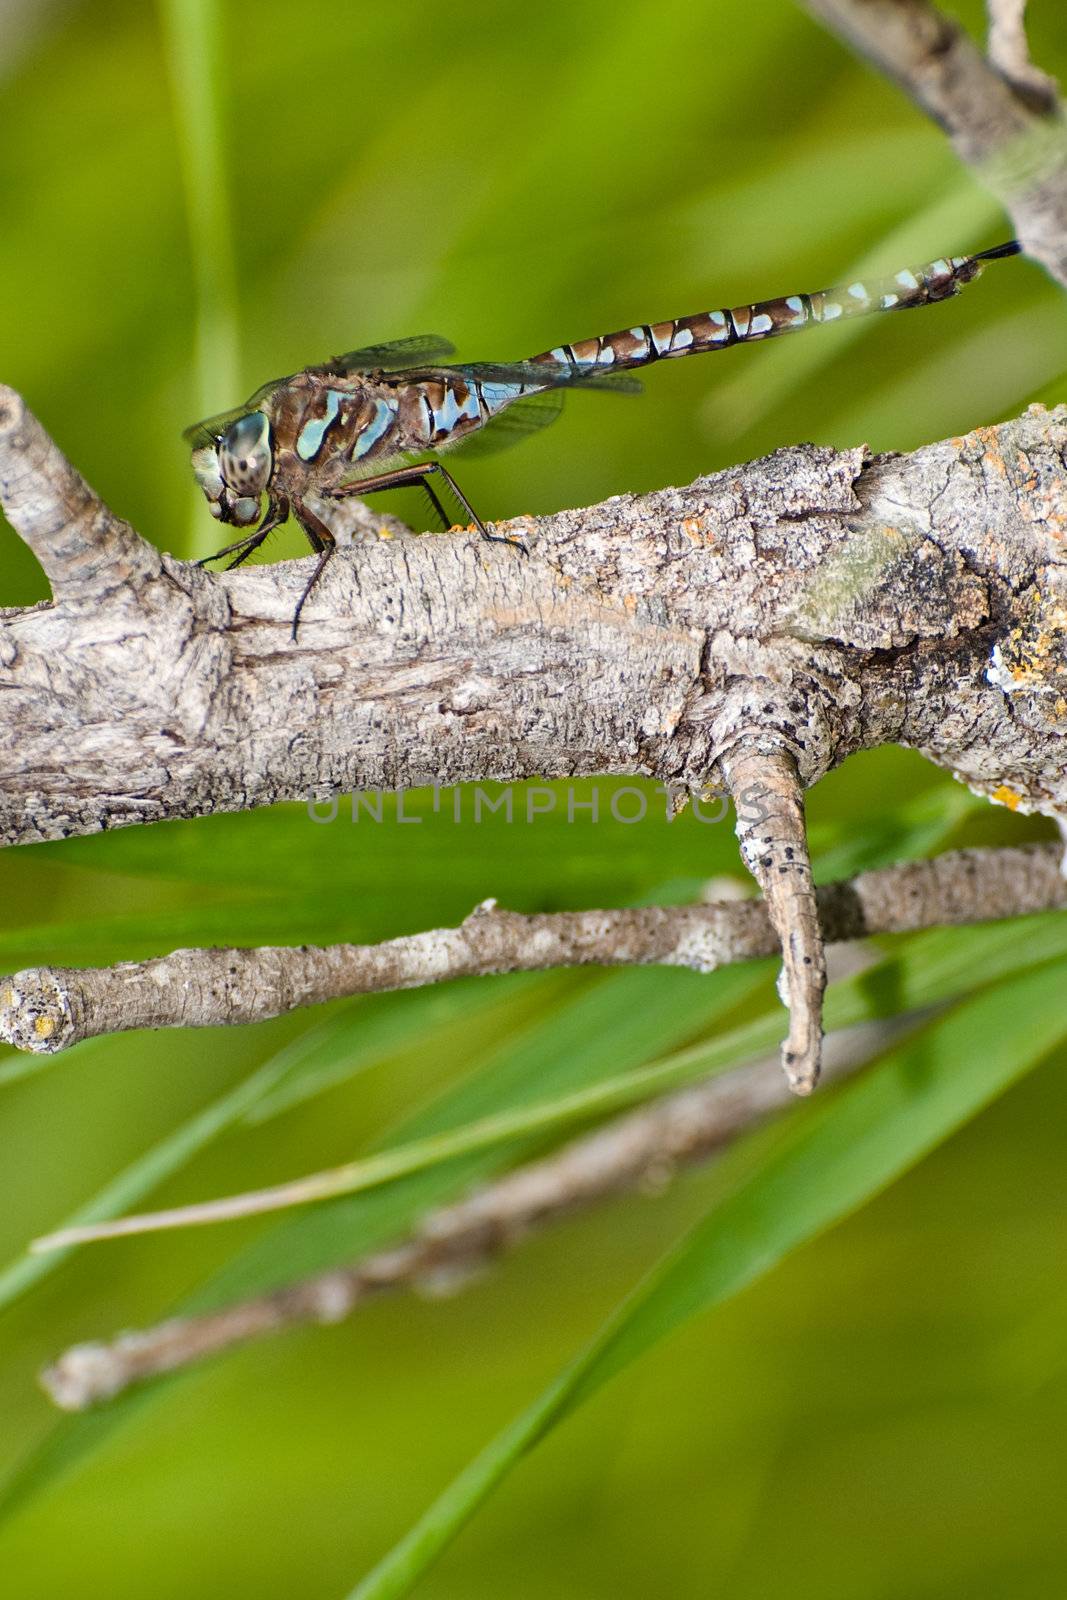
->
[192,411,274,526]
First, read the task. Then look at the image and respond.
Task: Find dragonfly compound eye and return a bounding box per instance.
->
[219,412,273,497]
[230,496,261,526]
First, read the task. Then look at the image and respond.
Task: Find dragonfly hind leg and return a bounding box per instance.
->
[325,461,528,554]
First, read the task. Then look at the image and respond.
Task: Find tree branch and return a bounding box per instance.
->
[5,387,1067,852]
[2,843,1063,1061]
[16,841,1067,1251]
[4,384,1067,1087]
[801,0,1067,285]
[986,0,1059,111]
[32,825,1067,1405]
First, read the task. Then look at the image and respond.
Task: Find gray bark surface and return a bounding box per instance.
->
[3,391,1065,848]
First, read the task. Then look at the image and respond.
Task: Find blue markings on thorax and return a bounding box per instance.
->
[353,395,398,459]
[297,390,344,461]
[430,383,481,439]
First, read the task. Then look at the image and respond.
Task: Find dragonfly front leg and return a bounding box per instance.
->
[197,494,291,571]
[325,461,527,553]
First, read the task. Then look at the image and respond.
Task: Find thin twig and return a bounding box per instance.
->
[37,1014,902,1411]
[23,843,1067,1248]
[3,842,1063,1064]
[722,745,826,1093]
[986,0,1059,112]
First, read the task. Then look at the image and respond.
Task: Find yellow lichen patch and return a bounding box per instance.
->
[990,785,1022,811]
[376,525,394,540]
[968,423,1009,479]
[622,593,638,614]
[995,597,1067,688]
[34,1015,56,1039]
[681,516,704,542]
[1,986,13,1008]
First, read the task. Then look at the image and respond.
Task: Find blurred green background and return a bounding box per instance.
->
[2,1,1066,1596]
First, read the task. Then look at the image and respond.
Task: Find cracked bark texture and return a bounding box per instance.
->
[3,390,1066,850]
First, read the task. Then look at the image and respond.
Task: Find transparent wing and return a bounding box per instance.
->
[182,405,253,448]
[448,388,566,458]
[181,376,292,446]
[323,335,457,374]
[460,360,643,395]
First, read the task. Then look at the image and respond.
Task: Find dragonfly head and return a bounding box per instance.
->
[192,411,274,526]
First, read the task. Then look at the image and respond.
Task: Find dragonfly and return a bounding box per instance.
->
[186,240,1021,638]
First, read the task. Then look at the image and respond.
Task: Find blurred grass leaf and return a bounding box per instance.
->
[349,957,1067,1599]
[158,0,239,548]
[39,906,1067,1245]
[4,910,1065,1522]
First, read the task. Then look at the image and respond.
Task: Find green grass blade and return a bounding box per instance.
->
[157,0,239,549]
[0,1042,298,1311]
[35,908,1067,1248]
[348,957,1067,1600]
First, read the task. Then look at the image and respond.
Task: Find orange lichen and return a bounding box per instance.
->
[974,424,1008,478]
[991,785,1022,811]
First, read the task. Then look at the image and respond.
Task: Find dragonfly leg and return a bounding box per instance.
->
[416,477,451,530]
[327,462,527,554]
[197,496,290,570]
[290,545,335,642]
[196,530,265,569]
[289,500,339,641]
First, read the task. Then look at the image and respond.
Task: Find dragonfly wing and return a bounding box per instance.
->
[448,387,566,458]
[182,376,291,446]
[448,362,640,459]
[460,360,642,396]
[324,335,457,374]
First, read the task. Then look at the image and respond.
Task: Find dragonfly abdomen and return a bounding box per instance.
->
[527,245,1019,380]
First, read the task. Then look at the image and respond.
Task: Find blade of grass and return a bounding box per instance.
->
[3,919,1063,1523]
[33,910,1067,1248]
[0,975,541,1313]
[157,0,239,550]
[700,183,1005,441]
[348,957,1067,1600]
[0,1037,301,1312]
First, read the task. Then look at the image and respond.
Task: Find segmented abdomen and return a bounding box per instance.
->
[527,250,1003,378]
